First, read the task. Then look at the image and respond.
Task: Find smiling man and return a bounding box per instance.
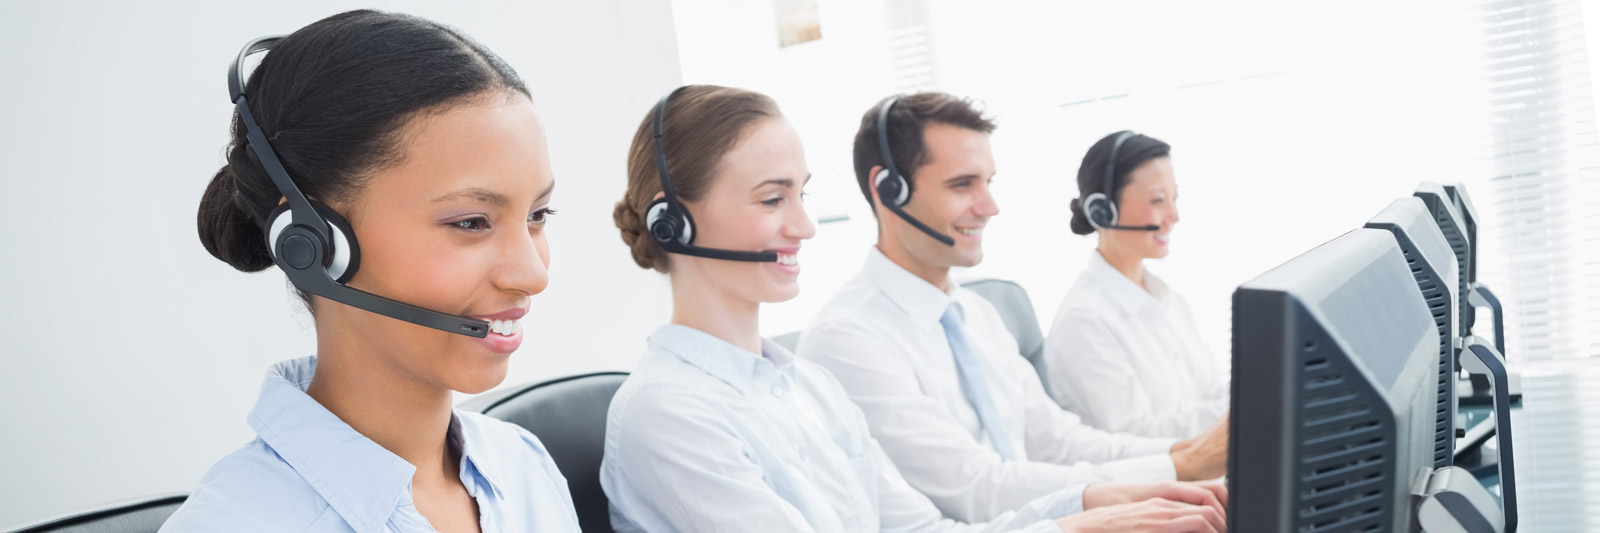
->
[796,93,1230,524]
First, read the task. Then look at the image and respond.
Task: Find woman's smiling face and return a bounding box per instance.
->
[328,94,555,394]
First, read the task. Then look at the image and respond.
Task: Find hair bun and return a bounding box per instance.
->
[612,199,663,270]
[1068,197,1095,236]
[197,164,276,272]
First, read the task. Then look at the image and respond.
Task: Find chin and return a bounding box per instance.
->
[450,362,511,395]
[761,284,802,304]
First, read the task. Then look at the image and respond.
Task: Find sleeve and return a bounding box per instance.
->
[818,373,1082,533]
[800,319,1109,524]
[600,390,815,533]
[1042,308,1212,441]
[1013,332,1177,482]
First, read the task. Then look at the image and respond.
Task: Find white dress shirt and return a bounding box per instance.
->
[797,248,1177,523]
[1042,251,1228,440]
[600,324,1082,533]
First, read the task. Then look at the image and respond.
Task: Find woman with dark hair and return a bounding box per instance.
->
[162,10,578,531]
[1043,132,1229,441]
[598,87,1228,533]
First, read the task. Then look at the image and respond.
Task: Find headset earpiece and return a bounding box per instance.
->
[875,167,910,208]
[1081,191,1117,231]
[265,199,361,284]
[645,197,694,246]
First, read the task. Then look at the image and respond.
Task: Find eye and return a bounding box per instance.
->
[762,196,784,207]
[528,207,558,226]
[452,216,490,232]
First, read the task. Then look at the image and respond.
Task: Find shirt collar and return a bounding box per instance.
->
[450,413,506,501]
[863,246,955,332]
[648,324,794,395]
[1087,250,1164,315]
[246,356,444,532]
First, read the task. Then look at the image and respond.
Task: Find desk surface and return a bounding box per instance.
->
[1470,362,1600,533]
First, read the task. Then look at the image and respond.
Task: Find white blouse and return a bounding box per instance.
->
[1042,252,1228,440]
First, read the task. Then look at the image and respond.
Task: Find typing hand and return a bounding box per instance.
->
[1171,413,1229,480]
[1056,497,1225,533]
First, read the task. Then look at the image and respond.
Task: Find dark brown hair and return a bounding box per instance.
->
[851,92,996,212]
[1069,132,1172,235]
[612,85,781,272]
[196,10,529,306]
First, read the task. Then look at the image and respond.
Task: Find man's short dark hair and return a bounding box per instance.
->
[851,92,996,212]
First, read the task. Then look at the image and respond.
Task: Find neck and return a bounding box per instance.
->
[306,312,459,483]
[670,268,763,354]
[1096,243,1146,291]
[876,240,952,292]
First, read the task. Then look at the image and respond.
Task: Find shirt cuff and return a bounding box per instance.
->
[1098,442,1177,483]
[1005,482,1086,533]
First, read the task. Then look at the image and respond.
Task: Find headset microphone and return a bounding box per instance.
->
[644,88,780,263]
[874,97,956,246]
[1080,131,1160,232]
[230,36,490,338]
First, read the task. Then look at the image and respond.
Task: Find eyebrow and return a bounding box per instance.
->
[431,180,556,206]
[752,174,812,190]
[944,173,988,186]
[432,187,508,207]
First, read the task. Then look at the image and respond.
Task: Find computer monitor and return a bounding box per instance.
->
[1230,228,1441,532]
[1441,184,1478,284]
[1414,182,1472,336]
[1442,183,1507,354]
[1365,197,1459,470]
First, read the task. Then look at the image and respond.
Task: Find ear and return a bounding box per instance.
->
[867,165,885,205]
[652,191,665,202]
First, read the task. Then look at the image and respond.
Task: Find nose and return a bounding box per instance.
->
[787,199,816,241]
[493,228,551,297]
[975,180,1001,218]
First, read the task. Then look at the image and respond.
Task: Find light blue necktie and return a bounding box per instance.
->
[940,303,1022,461]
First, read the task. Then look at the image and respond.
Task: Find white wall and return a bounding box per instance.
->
[670,0,1500,363]
[0,1,681,526]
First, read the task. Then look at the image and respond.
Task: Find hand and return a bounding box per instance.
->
[1170,413,1229,480]
[1082,481,1227,521]
[1056,498,1226,533]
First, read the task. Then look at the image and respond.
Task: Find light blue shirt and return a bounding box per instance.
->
[160,356,581,532]
[600,324,1083,533]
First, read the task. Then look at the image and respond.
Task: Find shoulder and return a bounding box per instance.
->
[605,364,734,442]
[1053,272,1116,322]
[808,275,894,329]
[455,411,556,464]
[162,440,336,531]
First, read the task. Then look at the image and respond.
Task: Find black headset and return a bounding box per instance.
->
[1079,131,1159,232]
[230,36,489,338]
[873,97,956,246]
[644,87,779,263]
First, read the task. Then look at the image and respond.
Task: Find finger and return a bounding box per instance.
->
[1163,483,1224,519]
[1203,481,1228,510]
[1162,511,1220,533]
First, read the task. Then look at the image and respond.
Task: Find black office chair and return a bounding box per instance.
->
[960,278,1048,384]
[458,372,629,533]
[7,493,186,533]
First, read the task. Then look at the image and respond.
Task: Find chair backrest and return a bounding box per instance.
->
[8,493,186,533]
[458,372,628,533]
[960,278,1047,379]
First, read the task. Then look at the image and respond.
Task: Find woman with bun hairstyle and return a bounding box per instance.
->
[1042,131,1228,441]
[163,10,578,532]
[597,87,1228,533]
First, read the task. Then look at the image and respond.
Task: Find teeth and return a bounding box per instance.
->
[487,319,521,336]
[776,254,799,266]
[956,227,982,236]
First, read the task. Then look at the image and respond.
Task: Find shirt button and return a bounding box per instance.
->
[772,384,786,397]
